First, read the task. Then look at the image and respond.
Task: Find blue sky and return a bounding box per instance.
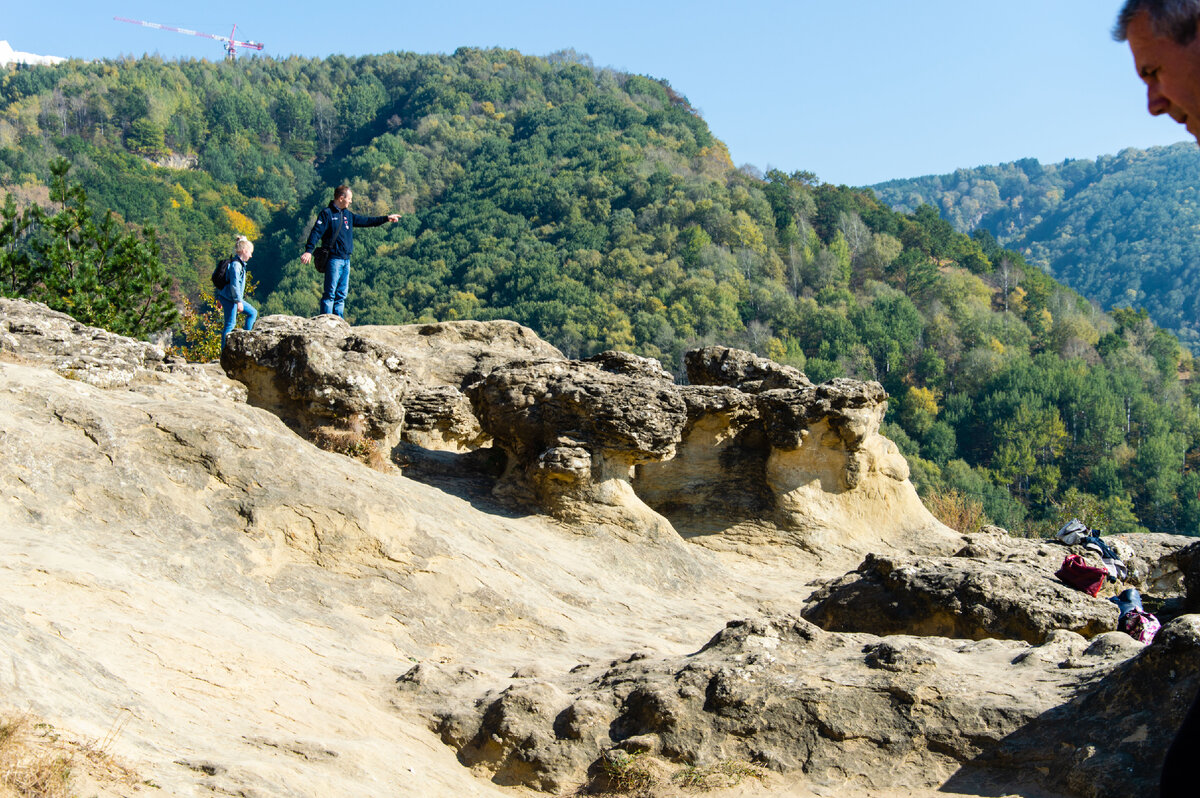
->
[4,1,1189,186]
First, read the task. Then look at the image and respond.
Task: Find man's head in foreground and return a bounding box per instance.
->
[1116,0,1200,143]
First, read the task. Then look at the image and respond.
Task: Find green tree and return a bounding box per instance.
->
[127,118,167,158]
[3,158,177,337]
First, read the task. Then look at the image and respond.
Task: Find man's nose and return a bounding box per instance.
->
[1148,83,1171,116]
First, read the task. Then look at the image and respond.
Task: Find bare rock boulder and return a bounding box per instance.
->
[639,350,946,550]
[802,552,1120,644]
[949,614,1200,798]
[684,345,812,392]
[221,314,413,447]
[1168,539,1200,611]
[353,319,564,388]
[466,356,687,529]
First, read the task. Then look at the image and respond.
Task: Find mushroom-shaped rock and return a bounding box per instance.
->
[639,351,948,549]
[634,386,772,526]
[466,358,687,525]
[221,314,412,446]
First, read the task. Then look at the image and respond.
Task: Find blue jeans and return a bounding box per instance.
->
[220,297,258,349]
[321,258,351,317]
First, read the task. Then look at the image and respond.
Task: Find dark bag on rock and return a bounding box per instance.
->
[212,257,233,289]
[1056,554,1107,597]
[313,247,330,273]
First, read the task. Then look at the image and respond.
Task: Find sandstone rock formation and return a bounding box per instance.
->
[684,345,814,391]
[801,532,1199,644]
[220,314,413,447]
[6,298,1200,798]
[223,314,948,553]
[638,367,939,553]
[802,552,1121,644]
[465,354,688,529]
[353,318,565,452]
[422,614,1179,795]
[220,315,564,453]
[947,615,1200,798]
[1172,539,1200,611]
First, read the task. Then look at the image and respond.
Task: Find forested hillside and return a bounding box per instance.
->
[872,143,1200,352]
[3,52,1200,536]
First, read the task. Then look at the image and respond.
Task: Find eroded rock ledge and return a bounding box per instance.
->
[219,313,942,545]
[408,612,1200,797]
[0,297,245,401]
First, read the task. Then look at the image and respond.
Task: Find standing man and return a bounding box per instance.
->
[1115,7,1200,796]
[301,185,401,318]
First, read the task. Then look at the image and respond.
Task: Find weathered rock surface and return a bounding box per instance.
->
[220,314,413,446]
[355,320,565,452]
[420,615,1146,794]
[946,615,1200,798]
[221,320,948,551]
[801,552,1121,644]
[466,356,687,529]
[685,345,813,391]
[802,532,1200,644]
[0,296,245,401]
[354,318,565,388]
[0,338,733,798]
[1172,539,1200,611]
[638,365,944,552]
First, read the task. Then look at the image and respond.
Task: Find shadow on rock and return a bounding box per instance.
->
[941,615,1200,798]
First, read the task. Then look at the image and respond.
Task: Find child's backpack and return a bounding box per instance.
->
[1056,553,1107,597]
[1118,609,1162,644]
[211,257,233,290]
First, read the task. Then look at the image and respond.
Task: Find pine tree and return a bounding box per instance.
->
[1,158,177,338]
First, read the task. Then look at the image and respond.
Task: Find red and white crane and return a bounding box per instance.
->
[114,17,265,61]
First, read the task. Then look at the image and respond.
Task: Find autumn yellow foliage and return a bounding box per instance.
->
[222,206,259,240]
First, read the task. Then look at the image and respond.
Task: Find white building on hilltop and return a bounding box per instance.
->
[0,40,66,67]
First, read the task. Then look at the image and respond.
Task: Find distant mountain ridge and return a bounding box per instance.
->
[871,142,1200,351]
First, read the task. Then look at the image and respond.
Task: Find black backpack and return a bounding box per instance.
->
[212,257,233,289]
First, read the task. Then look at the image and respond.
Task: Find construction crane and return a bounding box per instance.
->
[114,17,264,61]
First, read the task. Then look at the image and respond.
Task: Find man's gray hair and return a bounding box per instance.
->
[1115,0,1200,45]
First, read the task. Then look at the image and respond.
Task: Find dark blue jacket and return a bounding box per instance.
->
[304,202,389,259]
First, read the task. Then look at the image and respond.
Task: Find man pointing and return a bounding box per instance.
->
[301,185,401,318]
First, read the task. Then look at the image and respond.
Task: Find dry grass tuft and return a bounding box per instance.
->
[924,488,988,535]
[0,712,142,798]
[672,759,767,790]
[575,750,665,796]
[310,416,391,472]
[0,714,75,798]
